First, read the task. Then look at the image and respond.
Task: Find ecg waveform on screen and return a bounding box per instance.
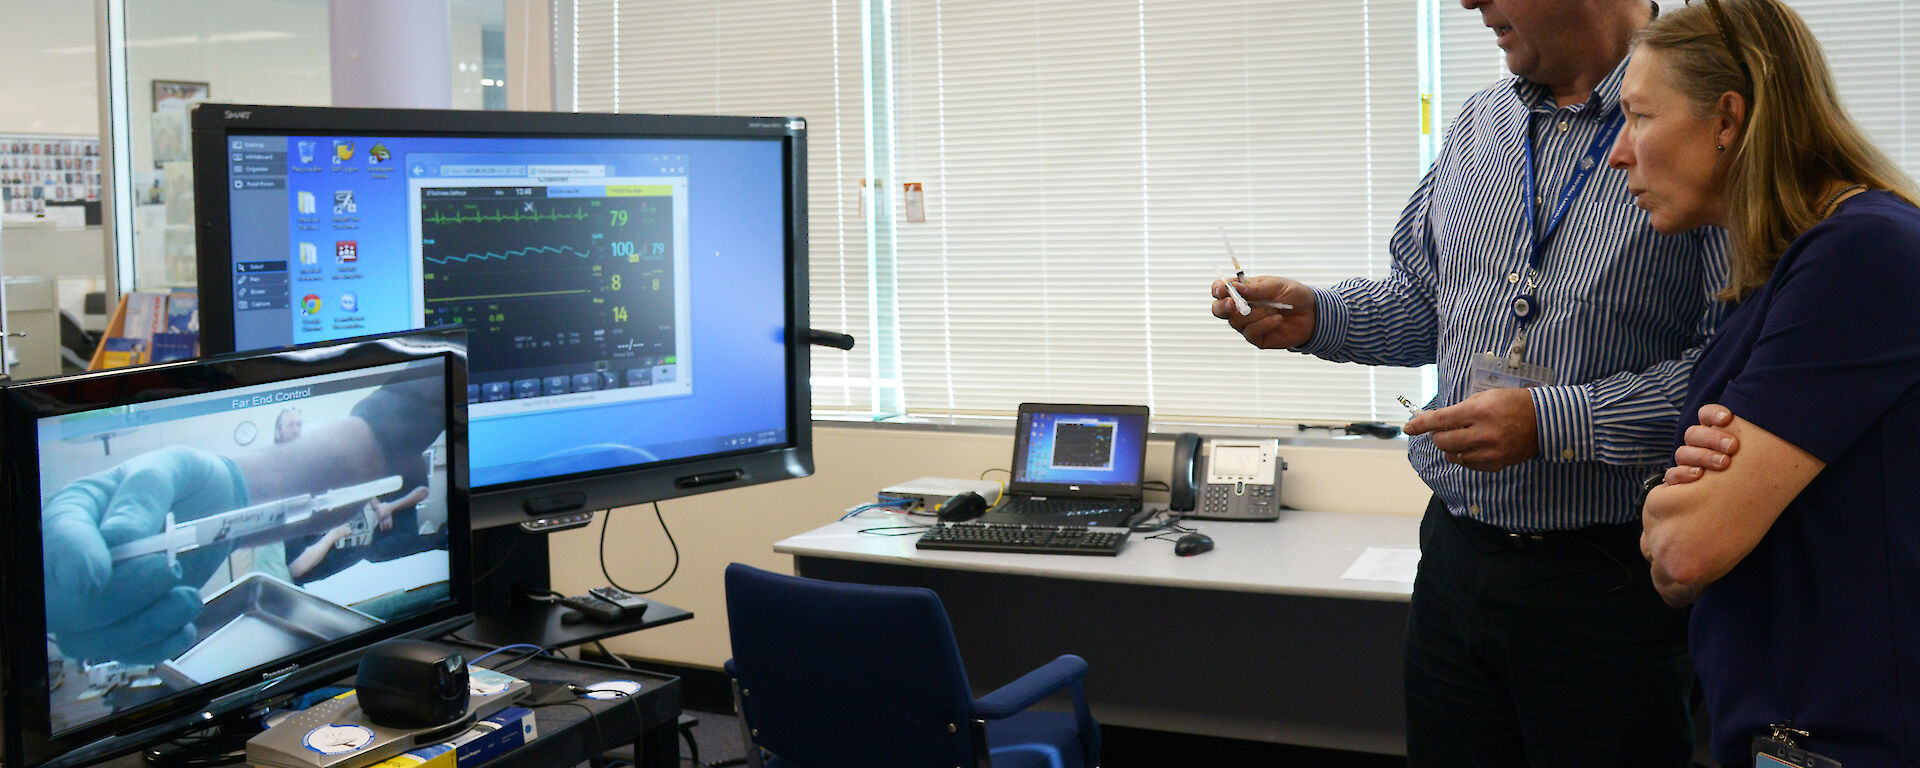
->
[419,190,676,382]
[424,244,593,265]
[421,205,592,226]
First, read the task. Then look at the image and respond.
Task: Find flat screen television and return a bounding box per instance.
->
[191,104,813,529]
[0,327,473,768]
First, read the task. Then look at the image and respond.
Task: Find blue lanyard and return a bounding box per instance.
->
[1509,109,1626,330]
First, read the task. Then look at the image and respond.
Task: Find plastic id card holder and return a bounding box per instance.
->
[1754,735,1841,768]
[1468,352,1557,394]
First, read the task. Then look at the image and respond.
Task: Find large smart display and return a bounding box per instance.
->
[193,105,813,527]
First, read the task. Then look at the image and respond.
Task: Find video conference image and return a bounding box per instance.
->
[35,359,453,735]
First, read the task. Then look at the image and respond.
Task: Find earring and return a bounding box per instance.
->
[1716,144,1726,152]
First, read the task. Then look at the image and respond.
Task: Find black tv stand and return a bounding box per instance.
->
[465,526,693,649]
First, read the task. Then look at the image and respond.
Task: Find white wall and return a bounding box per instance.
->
[121,0,335,174]
[0,2,99,136]
[552,424,1431,670]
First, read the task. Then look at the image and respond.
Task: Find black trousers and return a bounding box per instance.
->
[1404,495,1694,767]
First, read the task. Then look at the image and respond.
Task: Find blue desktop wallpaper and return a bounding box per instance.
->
[233,133,791,487]
[1015,411,1147,486]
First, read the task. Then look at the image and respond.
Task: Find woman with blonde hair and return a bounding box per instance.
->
[1608,0,1920,763]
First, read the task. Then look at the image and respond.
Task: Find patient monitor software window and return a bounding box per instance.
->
[407,156,693,417]
[226,139,695,420]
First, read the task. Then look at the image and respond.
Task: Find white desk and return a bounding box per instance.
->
[774,508,1421,754]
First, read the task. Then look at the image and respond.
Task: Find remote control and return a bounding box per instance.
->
[589,586,651,616]
[559,593,623,623]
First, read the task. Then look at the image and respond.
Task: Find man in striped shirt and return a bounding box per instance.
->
[1213,0,1725,764]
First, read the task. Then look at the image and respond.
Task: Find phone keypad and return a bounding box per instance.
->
[1201,484,1274,514]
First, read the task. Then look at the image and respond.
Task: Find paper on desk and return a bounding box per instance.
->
[1341,547,1420,583]
[304,549,449,606]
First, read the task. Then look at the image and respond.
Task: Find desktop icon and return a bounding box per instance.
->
[368,143,390,163]
[297,140,317,163]
[339,292,358,313]
[333,190,356,214]
[301,294,321,314]
[297,191,316,214]
[298,242,317,265]
[336,241,358,263]
[333,139,354,163]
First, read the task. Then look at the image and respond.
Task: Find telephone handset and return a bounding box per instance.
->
[1169,432,1285,521]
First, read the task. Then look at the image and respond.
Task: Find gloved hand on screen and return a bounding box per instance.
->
[42,446,249,665]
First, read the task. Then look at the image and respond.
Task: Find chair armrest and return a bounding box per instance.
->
[971,654,1087,720]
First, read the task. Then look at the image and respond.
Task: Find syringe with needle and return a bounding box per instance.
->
[108,475,402,565]
[1216,229,1292,312]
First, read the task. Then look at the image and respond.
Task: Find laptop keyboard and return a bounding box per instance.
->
[994,497,1137,519]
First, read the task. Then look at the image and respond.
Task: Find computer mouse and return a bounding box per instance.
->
[936,491,988,522]
[1174,533,1214,556]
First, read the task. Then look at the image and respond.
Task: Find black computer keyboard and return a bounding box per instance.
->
[916,522,1130,556]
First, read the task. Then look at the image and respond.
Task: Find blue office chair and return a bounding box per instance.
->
[722,563,1101,768]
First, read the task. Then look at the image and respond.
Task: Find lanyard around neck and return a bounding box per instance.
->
[1501,107,1624,365]
[1510,109,1626,325]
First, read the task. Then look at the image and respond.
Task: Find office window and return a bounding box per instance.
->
[566,0,1918,426]
[886,1,1426,423]
[566,0,873,411]
[1436,1,1920,184]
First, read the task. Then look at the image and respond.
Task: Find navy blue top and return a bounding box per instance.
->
[1682,191,1920,765]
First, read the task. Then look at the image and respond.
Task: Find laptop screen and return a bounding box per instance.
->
[1010,404,1149,494]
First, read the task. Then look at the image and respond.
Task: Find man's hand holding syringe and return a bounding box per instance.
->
[1210,230,1319,350]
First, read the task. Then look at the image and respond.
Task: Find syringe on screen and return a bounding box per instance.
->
[107,475,402,565]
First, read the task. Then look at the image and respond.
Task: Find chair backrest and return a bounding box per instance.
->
[724,563,979,768]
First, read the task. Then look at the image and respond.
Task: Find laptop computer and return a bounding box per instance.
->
[977,403,1150,528]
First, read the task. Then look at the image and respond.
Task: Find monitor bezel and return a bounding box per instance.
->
[190,104,814,528]
[0,327,474,768]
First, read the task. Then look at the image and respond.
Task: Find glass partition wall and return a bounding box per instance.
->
[100,0,509,298]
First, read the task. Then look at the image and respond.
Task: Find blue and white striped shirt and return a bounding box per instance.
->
[1300,57,1729,532]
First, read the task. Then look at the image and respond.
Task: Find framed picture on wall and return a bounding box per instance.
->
[151,80,209,167]
[152,80,210,112]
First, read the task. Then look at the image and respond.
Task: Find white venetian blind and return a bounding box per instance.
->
[888,0,1427,422]
[1434,1,1510,132]
[566,0,873,411]
[1434,1,1920,180]
[1792,1,1920,177]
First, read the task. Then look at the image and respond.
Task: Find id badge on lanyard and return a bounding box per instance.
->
[1753,725,1841,768]
[1474,110,1625,394]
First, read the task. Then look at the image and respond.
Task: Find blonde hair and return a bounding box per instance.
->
[1635,0,1920,300]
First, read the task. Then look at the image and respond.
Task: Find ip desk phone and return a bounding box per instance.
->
[1169,433,1285,521]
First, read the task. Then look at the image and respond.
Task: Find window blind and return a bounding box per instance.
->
[1435,1,1919,178]
[566,0,872,411]
[562,0,1915,425]
[887,0,1427,423]
[1792,1,1918,175]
